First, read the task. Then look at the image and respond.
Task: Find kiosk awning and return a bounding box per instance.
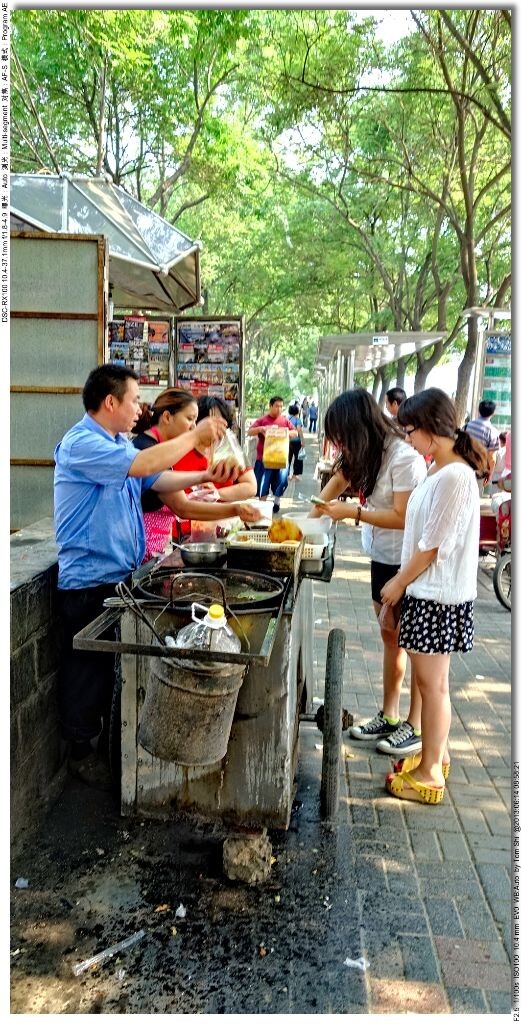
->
[10,173,201,313]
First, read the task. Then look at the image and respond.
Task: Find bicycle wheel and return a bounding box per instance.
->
[320,628,345,820]
[493,552,511,611]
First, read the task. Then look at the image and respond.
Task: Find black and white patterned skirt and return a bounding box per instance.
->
[398,595,474,654]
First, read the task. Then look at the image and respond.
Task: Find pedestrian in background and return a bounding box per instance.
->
[385,386,407,421]
[247,396,298,513]
[287,402,305,481]
[489,432,508,495]
[308,400,318,433]
[464,399,499,488]
[301,396,310,429]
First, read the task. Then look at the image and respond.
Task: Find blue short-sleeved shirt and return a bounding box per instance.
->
[54,414,159,589]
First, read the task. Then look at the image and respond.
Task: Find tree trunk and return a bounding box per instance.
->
[378,365,393,407]
[95,53,108,175]
[455,316,478,422]
[413,358,430,394]
[396,357,407,389]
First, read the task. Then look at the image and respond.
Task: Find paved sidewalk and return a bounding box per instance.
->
[10,431,512,1014]
[285,431,512,1014]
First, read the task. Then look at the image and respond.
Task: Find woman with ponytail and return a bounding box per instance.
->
[380,388,487,805]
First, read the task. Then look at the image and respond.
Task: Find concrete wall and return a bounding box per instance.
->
[10,518,66,854]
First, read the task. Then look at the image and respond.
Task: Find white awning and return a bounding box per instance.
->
[10,172,201,313]
[317,330,446,373]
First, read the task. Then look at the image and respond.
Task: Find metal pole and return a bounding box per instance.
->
[344,352,355,390]
[470,314,485,419]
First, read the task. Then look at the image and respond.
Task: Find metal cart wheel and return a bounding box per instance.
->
[493,552,511,610]
[320,628,346,820]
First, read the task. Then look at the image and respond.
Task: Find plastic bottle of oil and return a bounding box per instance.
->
[174,602,241,654]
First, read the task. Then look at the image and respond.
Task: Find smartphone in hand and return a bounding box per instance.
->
[309,495,330,506]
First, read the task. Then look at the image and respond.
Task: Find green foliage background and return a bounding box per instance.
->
[11,8,511,416]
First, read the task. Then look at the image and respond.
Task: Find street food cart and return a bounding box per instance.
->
[73,529,346,877]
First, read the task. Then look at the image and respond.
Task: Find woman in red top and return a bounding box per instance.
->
[132,388,257,559]
[174,391,256,516]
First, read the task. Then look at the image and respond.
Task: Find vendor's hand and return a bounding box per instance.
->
[380,574,405,606]
[236,504,263,524]
[195,415,227,449]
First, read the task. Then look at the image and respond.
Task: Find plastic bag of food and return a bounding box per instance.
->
[187,486,219,541]
[211,428,247,470]
[263,426,289,469]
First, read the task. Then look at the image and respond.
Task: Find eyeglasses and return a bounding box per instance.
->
[404,427,418,438]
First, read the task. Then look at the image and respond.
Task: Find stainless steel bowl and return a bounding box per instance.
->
[179,541,227,568]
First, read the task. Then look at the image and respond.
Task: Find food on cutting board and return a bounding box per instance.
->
[267,519,303,543]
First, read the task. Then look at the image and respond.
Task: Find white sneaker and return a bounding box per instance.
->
[376,720,422,755]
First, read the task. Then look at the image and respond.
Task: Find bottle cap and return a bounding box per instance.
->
[208,603,225,620]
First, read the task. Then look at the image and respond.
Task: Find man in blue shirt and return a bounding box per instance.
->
[55,364,231,790]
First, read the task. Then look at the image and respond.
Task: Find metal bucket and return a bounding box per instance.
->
[138,655,246,766]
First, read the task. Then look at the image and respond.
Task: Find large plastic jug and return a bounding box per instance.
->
[174,603,241,655]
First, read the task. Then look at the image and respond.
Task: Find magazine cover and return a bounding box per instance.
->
[129,343,148,362]
[225,341,240,361]
[222,363,239,382]
[178,343,195,363]
[124,316,148,343]
[109,321,125,345]
[179,324,205,344]
[207,343,225,362]
[202,324,221,342]
[175,315,244,440]
[193,340,209,363]
[147,320,170,343]
[109,341,130,361]
[177,363,196,381]
[149,341,170,364]
[221,323,241,341]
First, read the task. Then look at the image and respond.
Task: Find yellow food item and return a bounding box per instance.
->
[263,427,289,469]
[267,519,303,543]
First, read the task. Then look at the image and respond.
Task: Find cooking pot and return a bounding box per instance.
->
[173,540,227,568]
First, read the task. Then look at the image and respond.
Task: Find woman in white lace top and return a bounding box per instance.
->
[380,389,487,805]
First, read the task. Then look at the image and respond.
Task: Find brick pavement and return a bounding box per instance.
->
[282,433,512,1015]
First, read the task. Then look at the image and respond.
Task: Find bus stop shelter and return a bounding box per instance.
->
[315,330,446,428]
